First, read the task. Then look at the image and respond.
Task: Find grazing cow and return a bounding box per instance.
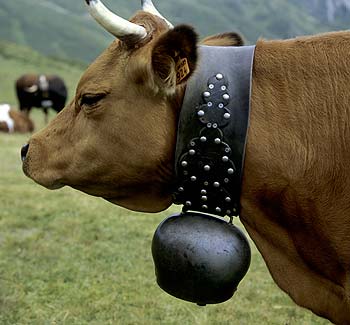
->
[21,0,350,323]
[0,103,34,133]
[15,74,68,123]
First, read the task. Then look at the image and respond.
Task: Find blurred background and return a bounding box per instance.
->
[1,0,350,106]
[0,0,347,323]
[1,0,350,64]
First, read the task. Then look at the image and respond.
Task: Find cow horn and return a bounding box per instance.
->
[141,0,173,28]
[85,0,147,39]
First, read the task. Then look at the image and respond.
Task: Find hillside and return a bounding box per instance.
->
[0,0,350,63]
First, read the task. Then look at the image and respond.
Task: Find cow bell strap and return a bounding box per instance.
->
[173,45,255,218]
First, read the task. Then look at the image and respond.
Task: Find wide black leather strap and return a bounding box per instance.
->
[173,45,255,218]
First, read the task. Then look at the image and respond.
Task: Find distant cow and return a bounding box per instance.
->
[15,74,67,123]
[0,104,34,133]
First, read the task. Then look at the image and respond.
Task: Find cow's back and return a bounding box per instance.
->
[241,30,350,324]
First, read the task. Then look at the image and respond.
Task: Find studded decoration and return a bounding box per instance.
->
[195,74,232,128]
[173,73,239,217]
[173,45,255,220]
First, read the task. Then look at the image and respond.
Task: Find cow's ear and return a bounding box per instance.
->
[200,32,245,47]
[151,25,198,93]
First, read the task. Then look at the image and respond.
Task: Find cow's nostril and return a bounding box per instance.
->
[21,144,29,162]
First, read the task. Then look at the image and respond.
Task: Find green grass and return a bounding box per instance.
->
[0,38,330,324]
[0,125,331,324]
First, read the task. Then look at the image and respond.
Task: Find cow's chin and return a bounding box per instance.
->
[104,196,173,213]
[24,159,173,212]
[30,176,65,191]
[23,161,65,190]
[44,183,65,190]
[67,181,174,213]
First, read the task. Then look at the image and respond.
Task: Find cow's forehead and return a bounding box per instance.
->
[77,40,126,95]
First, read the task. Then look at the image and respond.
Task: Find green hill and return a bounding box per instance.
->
[0,0,350,63]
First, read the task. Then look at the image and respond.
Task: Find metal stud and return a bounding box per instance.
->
[202,205,208,209]
[221,85,227,91]
[204,181,209,186]
[201,189,207,195]
[185,201,192,206]
[225,197,231,202]
[213,182,220,188]
[212,123,218,129]
[218,103,224,109]
[190,141,196,146]
[224,178,230,183]
[216,207,222,213]
[181,161,188,167]
[201,196,208,201]
[204,165,211,171]
[224,113,231,119]
[203,91,210,98]
[225,147,231,153]
[191,176,197,182]
[207,123,212,128]
[189,149,196,155]
[216,73,223,80]
[214,138,221,144]
[197,110,205,117]
[178,187,184,192]
[183,171,188,175]
[222,156,229,162]
[223,94,230,100]
[228,168,234,175]
[200,136,207,142]
[207,102,213,107]
[226,210,232,215]
[209,84,214,89]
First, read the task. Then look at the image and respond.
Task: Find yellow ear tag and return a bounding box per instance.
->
[176,57,190,84]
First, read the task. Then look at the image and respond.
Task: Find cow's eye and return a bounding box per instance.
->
[80,93,106,107]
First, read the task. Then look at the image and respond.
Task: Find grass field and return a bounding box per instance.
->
[0,43,330,324]
[0,126,332,325]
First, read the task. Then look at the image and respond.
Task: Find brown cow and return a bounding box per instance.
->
[0,104,34,133]
[21,1,350,323]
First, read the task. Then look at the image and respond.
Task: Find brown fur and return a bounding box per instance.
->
[11,110,35,132]
[0,109,34,133]
[0,122,9,132]
[240,31,350,324]
[22,8,350,324]
[201,32,244,46]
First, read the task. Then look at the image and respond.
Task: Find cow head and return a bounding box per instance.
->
[22,0,243,212]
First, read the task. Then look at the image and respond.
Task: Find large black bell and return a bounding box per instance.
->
[152,212,251,305]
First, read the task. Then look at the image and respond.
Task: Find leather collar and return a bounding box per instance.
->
[173,45,255,218]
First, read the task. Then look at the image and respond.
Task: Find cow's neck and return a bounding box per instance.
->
[172,45,255,218]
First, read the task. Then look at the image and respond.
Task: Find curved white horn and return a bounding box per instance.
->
[85,0,147,39]
[141,0,173,28]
